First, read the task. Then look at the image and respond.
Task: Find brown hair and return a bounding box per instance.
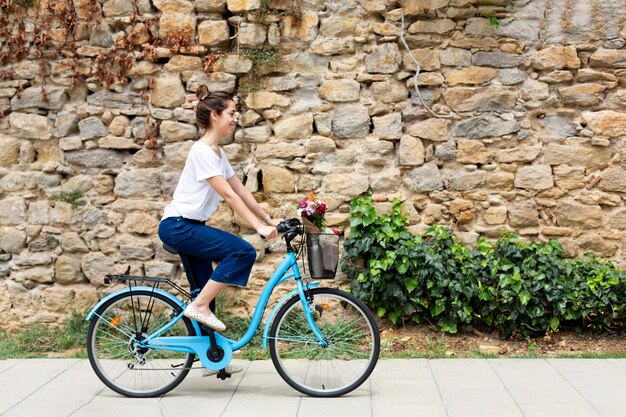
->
[195,85,234,129]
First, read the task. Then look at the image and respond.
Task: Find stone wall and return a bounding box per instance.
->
[1,0,626,329]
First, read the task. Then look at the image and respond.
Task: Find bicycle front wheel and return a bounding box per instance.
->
[269,288,380,397]
[87,290,195,397]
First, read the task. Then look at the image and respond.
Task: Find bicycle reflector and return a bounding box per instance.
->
[110,316,122,329]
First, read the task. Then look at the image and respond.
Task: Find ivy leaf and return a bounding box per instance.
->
[549,317,560,332]
[519,291,532,306]
[430,299,445,317]
[404,277,418,293]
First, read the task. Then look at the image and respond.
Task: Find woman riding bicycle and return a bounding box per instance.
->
[157,86,282,372]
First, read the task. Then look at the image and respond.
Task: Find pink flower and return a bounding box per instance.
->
[299,201,307,208]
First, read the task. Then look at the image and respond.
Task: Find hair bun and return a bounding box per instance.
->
[196,85,210,101]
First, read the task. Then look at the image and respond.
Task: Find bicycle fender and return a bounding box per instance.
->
[85,286,185,321]
[261,282,319,349]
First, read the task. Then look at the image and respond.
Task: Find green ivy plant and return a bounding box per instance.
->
[484,0,516,28]
[236,47,282,97]
[342,196,626,337]
[58,191,83,209]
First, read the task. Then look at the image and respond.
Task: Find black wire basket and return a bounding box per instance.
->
[305,232,340,279]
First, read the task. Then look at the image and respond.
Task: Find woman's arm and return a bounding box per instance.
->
[227,175,282,226]
[208,176,277,238]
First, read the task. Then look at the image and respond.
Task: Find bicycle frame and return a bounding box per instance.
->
[88,250,328,371]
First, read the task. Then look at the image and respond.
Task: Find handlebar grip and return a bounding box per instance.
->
[276,218,301,234]
[276,222,288,233]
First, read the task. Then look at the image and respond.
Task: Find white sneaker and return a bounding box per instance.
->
[183,304,226,332]
[201,364,244,377]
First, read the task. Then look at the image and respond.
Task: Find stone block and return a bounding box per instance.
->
[443,67,498,86]
[150,73,186,109]
[370,80,409,103]
[196,0,226,12]
[365,43,402,74]
[81,252,116,286]
[403,48,440,71]
[598,167,626,193]
[245,92,290,111]
[212,55,253,74]
[103,0,135,16]
[261,165,294,193]
[55,256,85,284]
[159,11,195,42]
[555,200,604,228]
[372,112,402,140]
[443,86,517,112]
[331,104,370,139]
[226,0,260,12]
[452,115,520,139]
[408,162,443,192]
[449,170,486,191]
[310,37,355,56]
[64,149,125,168]
[114,169,163,198]
[582,110,626,137]
[589,48,626,68]
[9,112,53,140]
[515,165,554,190]
[457,140,488,164]
[164,55,203,73]
[159,120,198,142]
[484,207,507,225]
[239,23,267,48]
[237,125,271,143]
[0,227,26,254]
[283,10,318,42]
[319,79,360,102]
[153,0,194,12]
[0,197,25,225]
[256,143,306,159]
[0,136,20,167]
[406,118,450,141]
[198,20,230,46]
[532,46,580,70]
[322,173,369,195]
[558,83,606,106]
[273,114,313,140]
[186,72,237,94]
[508,200,539,227]
[10,86,67,111]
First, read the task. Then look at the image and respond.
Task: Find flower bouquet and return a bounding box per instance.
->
[297,191,327,232]
[297,192,340,279]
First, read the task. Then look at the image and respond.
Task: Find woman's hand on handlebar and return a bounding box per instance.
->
[267,218,284,227]
[257,224,278,240]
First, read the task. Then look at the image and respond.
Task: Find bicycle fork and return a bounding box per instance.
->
[296,281,329,348]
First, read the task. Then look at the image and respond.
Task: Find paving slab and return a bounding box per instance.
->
[1,358,626,417]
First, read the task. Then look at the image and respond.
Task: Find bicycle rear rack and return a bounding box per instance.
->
[104,274,193,299]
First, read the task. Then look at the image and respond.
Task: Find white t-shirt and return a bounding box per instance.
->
[162,141,235,221]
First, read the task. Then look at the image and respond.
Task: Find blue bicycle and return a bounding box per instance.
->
[86,218,380,397]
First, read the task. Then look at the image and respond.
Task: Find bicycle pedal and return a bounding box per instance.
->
[217,369,231,380]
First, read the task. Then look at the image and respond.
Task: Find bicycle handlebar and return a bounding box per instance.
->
[276,218,303,234]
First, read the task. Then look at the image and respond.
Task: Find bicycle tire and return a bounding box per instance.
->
[269,287,380,397]
[87,290,195,397]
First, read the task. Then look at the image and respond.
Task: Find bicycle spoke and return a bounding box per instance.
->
[270,289,379,397]
[87,291,194,397]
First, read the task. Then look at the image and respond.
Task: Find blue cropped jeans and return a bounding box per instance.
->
[158,216,257,294]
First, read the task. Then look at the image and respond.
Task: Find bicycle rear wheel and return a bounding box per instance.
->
[87,290,195,397]
[269,288,380,397]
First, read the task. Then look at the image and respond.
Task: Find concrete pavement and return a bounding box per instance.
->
[1,358,626,417]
